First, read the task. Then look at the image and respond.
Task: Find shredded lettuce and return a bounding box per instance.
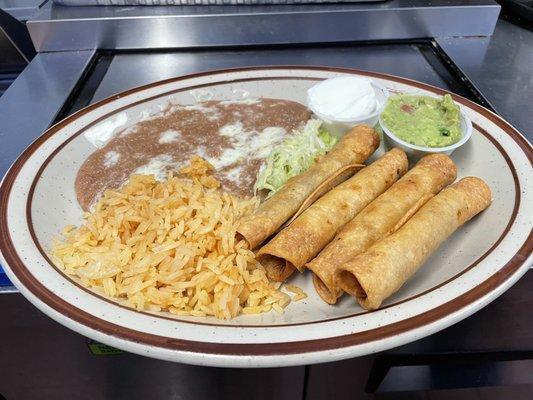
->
[254,119,338,198]
[318,127,337,148]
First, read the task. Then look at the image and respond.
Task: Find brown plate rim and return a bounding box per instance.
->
[0,65,532,357]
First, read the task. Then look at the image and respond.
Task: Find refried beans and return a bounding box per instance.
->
[76,98,311,210]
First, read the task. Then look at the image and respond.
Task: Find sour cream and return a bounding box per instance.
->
[308,77,380,120]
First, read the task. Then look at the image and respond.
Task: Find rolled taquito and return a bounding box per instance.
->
[308,153,457,304]
[257,148,408,281]
[337,177,492,310]
[237,125,379,249]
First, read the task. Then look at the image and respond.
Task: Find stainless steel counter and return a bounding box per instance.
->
[91,43,467,102]
[0,50,95,181]
[437,18,533,136]
[26,0,501,51]
[0,0,46,21]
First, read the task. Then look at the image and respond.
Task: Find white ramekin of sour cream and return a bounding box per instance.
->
[307,76,389,137]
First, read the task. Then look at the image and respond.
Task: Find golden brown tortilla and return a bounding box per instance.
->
[257,148,408,281]
[337,177,492,310]
[236,125,379,250]
[308,153,457,304]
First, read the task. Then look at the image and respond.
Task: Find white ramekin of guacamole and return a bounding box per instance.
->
[379,93,472,159]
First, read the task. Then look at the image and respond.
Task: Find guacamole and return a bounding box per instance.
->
[381,94,462,147]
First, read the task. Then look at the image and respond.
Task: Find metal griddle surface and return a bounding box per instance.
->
[61,42,488,117]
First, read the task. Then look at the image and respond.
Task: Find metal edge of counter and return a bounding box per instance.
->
[0,50,96,292]
[25,1,501,52]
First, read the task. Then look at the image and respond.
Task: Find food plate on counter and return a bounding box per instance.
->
[0,66,531,367]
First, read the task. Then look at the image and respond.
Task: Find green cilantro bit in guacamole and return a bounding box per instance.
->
[254,119,337,198]
[381,94,462,147]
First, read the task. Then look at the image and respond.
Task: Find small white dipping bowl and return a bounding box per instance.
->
[379,107,473,161]
[308,80,389,137]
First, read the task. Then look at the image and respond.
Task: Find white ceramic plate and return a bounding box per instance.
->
[1,67,532,367]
